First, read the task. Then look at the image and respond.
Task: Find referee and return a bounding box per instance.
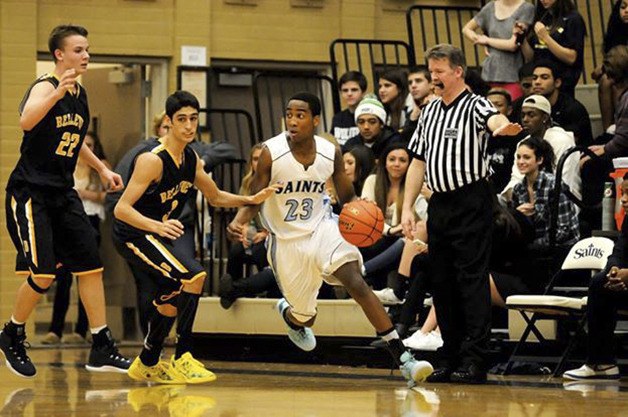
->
[401,44,522,384]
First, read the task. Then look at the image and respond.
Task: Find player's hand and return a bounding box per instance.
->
[605,266,628,291]
[401,207,417,240]
[99,169,124,192]
[493,122,523,137]
[226,221,245,242]
[249,181,283,205]
[156,219,184,240]
[56,69,78,98]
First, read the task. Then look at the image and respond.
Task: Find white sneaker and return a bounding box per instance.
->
[399,351,433,387]
[404,330,443,351]
[563,364,620,381]
[276,298,316,352]
[372,288,404,305]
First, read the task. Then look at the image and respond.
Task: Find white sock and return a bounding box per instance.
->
[10,316,25,326]
[90,325,107,335]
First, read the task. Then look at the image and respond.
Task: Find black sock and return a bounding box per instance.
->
[140,311,176,366]
[377,327,406,366]
[92,327,114,348]
[282,308,304,331]
[175,292,200,359]
[4,321,25,339]
[393,274,410,300]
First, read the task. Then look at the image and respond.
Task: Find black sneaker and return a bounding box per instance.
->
[219,274,236,310]
[0,331,36,378]
[85,342,131,374]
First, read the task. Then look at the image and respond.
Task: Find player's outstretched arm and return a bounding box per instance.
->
[227,146,274,242]
[488,114,523,137]
[113,153,183,240]
[331,146,356,206]
[194,148,279,209]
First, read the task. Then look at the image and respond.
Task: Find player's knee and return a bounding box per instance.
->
[27,275,53,294]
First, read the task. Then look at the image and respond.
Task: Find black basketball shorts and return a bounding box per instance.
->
[6,185,103,278]
[113,231,206,305]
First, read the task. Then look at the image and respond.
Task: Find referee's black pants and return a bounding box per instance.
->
[427,179,493,370]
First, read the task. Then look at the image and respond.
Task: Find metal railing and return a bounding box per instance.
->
[252,72,336,140]
[574,0,616,83]
[329,38,413,103]
[406,5,482,70]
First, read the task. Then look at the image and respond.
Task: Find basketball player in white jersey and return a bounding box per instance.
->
[227,92,433,386]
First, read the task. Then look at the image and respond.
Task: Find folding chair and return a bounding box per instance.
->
[503,236,615,376]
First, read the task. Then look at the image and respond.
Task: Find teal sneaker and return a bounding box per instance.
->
[276,298,316,352]
[400,351,433,387]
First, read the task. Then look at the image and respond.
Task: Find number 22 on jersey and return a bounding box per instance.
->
[55,132,81,157]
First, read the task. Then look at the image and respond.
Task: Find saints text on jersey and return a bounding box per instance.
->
[277,180,326,194]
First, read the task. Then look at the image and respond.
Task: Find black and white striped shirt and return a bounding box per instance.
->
[408,90,497,193]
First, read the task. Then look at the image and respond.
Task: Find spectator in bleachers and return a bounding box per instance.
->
[584,45,628,163]
[359,142,410,289]
[580,45,628,231]
[462,0,535,101]
[378,68,410,131]
[509,61,536,123]
[343,96,402,160]
[501,94,581,202]
[219,143,281,309]
[343,145,375,196]
[331,71,367,146]
[512,136,580,249]
[464,69,492,97]
[400,66,436,142]
[593,0,628,132]
[521,0,586,98]
[530,61,593,146]
[223,143,269,281]
[486,88,522,191]
[487,88,513,118]
[563,173,628,382]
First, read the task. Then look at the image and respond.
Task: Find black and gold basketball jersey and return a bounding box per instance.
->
[8,74,89,190]
[115,142,198,237]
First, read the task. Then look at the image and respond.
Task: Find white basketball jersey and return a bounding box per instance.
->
[261,133,335,239]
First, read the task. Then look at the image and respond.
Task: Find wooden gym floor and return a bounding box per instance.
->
[0,346,627,417]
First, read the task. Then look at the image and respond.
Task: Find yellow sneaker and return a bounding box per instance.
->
[170,353,217,384]
[127,386,184,412]
[168,395,216,417]
[128,357,186,384]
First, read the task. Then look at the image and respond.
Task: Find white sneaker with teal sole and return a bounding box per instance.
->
[276,298,316,352]
[400,351,434,387]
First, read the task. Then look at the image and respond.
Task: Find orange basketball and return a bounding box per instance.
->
[338,200,384,247]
